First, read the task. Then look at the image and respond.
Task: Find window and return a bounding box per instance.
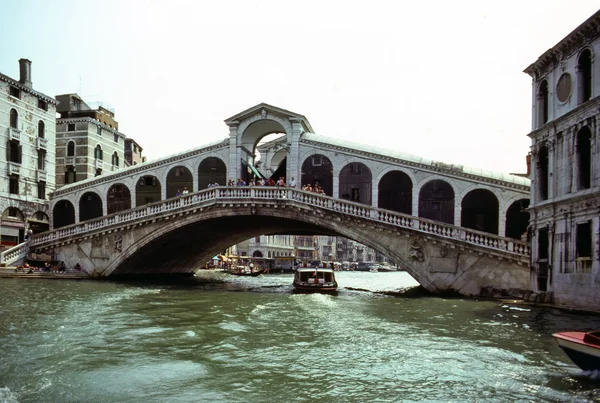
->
[38,121,45,138]
[112,152,119,167]
[9,175,19,194]
[10,109,18,129]
[37,150,46,170]
[97,126,102,136]
[94,145,103,160]
[576,221,592,259]
[538,228,549,260]
[577,127,592,190]
[538,80,549,127]
[578,49,593,104]
[65,168,76,184]
[114,134,119,143]
[7,140,21,163]
[67,141,75,157]
[38,99,48,111]
[68,123,75,132]
[537,146,549,201]
[7,207,18,218]
[9,86,20,99]
[37,182,46,200]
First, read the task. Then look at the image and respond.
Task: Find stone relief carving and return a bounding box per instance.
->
[408,241,424,262]
[114,235,123,253]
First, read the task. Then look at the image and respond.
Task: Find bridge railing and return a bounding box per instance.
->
[31,186,530,257]
[0,242,29,265]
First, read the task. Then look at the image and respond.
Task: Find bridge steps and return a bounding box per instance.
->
[0,267,90,280]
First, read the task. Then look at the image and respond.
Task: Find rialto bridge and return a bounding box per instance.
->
[1,103,532,296]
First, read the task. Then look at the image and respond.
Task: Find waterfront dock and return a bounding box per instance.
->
[0,266,90,280]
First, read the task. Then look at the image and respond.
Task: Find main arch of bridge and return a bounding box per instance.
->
[48,103,530,240]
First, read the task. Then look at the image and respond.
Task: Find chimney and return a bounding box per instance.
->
[18,58,32,88]
[525,153,531,177]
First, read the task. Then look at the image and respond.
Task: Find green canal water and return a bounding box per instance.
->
[1,271,600,402]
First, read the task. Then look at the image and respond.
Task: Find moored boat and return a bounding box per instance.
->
[552,331,600,371]
[293,268,338,293]
[228,266,264,277]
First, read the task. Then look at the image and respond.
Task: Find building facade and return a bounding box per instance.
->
[125,138,145,167]
[55,94,127,188]
[0,59,56,246]
[525,10,600,308]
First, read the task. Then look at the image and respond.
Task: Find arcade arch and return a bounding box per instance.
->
[53,200,75,229]
[461,189,499,234]
[167,166,193,197]
[505,199,530,240]
[0,207,25,246]
[301,154,333,196]
[418,180,455,224]
[198,157,227,189]
[339,162,372,204]
[80,192,103,222]
[107,184,132,214]
[136,175,161,206]
[29,211,50,234]
[378,170,412,214]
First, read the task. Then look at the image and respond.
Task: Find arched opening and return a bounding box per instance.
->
[301,154,333,196]
[461,189,499,234]
[67,141,75,156]
[53,200,75,229]
[111,152,119,168]
[79,192,103,222]
[198,157,227,189]
[253,250,263,257]
[94,145,103,160]
[1,207,25,246]
[167,166,193,197]
[339,162,372,204]
[241,121,287,184]
[578,49,593,104]
[29,211,50,234]
[38,121,45,138]
[378,171,413,214]
[418,180,455,224]
[136,175,162,206]
[505,199,530,240]
[577,126,592,190]
[107,184,132,214]
[537,146,549,201]
[538,80,549,126]
[10,109,18,129]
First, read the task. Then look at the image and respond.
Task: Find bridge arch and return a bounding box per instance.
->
[107,183,132,215]
[135,175,162,206]
[377,170,413,214]
[300,153,333,196]
[79,192,103,222]
[418,179,455,224]
[166,165,193,198]
[504,198,530,240]
[198,157,227,189]
[460,189,499,234]
[53,200,75,229]
[339,161,372,204]
[29,211,50,234]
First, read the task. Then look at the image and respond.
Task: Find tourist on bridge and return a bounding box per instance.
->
[182,187,189,195]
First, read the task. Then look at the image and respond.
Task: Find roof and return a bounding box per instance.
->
[0,72,57,104]
[225,102,314,133]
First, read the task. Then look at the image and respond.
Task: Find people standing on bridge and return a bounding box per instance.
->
[182,187,189,195]
[175,189,181,197]
[289,177,296,188]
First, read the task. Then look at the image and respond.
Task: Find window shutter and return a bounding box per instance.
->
[18,144,23,164]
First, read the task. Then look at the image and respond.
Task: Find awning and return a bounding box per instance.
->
[247,163,263,179]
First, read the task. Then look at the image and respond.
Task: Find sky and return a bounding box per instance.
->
[1,0,599,174]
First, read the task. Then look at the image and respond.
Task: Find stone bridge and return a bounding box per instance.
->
[22,187,530,296]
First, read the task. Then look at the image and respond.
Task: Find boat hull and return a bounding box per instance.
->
[553,332,600,371]
[292,283,338,293]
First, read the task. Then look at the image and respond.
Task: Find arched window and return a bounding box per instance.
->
[94,145,103,160]
[537,146,549,201]
[538,80,549,127]
[38,121,45,138]
[578,49,593,104]
[112,152,119,167]
[67,141,75,157]
[10,109,18,129]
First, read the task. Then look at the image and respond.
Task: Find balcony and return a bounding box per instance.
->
[8,161,21,176]
[65,156,75,166]
[7,127,20,141]
[36,169,47,182]
[36,137,48,150]
[95,159,104,170]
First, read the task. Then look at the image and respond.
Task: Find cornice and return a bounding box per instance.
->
[527,96,600,140]
[56,117,127,139]
[0,73,57,105]
[51,139,230,197]
[301,138,530,192]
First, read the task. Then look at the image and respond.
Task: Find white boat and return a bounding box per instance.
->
[293,268,338,293]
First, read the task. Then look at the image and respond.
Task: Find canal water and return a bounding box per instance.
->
[1,271,600,402]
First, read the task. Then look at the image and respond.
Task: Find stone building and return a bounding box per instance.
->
[0,59,56,246]
[525,10,600,308]
[125,138,145,167]
[55,94,127,188]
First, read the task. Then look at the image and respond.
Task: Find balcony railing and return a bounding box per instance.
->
[8,161,20,176]
[65,156,75,166]
[95,159,104,170]
[7,127,20,141]
[576,257,592,273]
[36,137,48,150]
[36,169,47,182]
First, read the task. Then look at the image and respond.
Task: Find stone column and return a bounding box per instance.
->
[547,139,555,200]
[332,166,340,199]
[287,118,303,184]
[227,122,239,183]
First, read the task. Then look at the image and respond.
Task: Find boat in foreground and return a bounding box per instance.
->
[293,268,338,293]
[552,331,600,371]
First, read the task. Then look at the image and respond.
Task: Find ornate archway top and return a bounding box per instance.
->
[224,102,314,133]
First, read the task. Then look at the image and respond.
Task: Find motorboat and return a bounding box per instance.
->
[552,331,600,370]
[228,265,264,277]
[293,268,338,293]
